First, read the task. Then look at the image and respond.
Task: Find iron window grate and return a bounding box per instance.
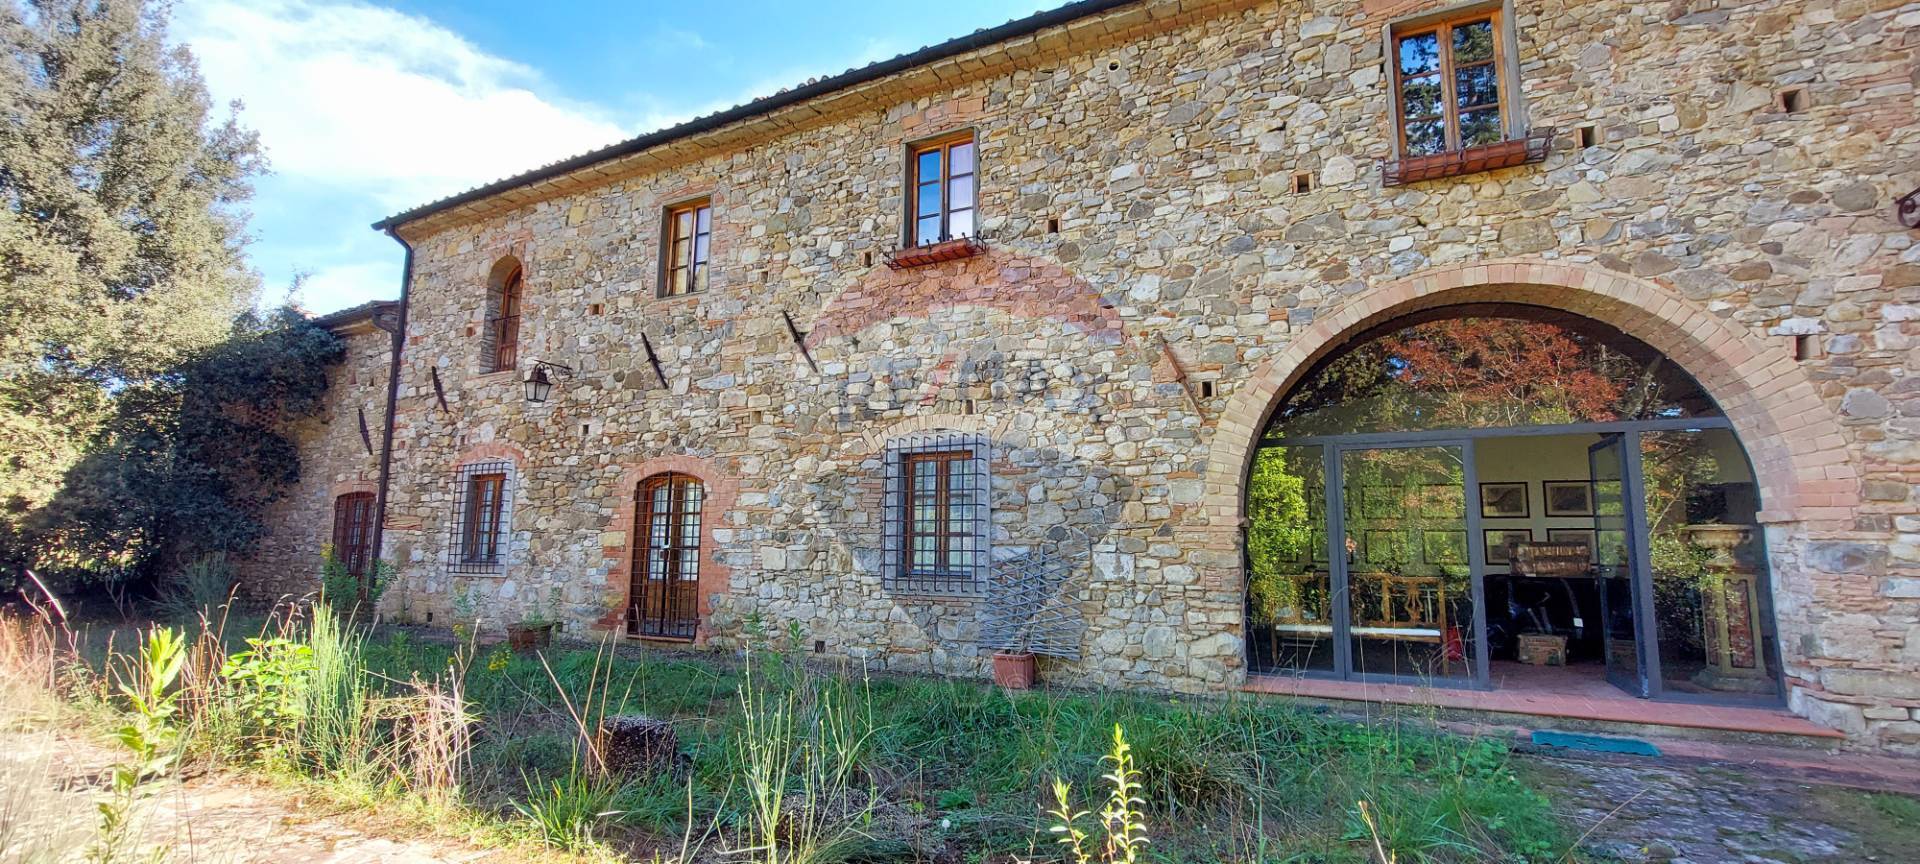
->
[449,460,513,573]
[882,431,990,596]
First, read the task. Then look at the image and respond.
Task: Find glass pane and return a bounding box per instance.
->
[916,182,943,218]
[694,206,711,232]
[675,209,693,235]
[1642,429,1777,701]
[1404,118,1446,156]
[950,141,974,175]
[948,208,974,239]
[1455,63,1499,109]
[1400,73,1442,119]
[916,216,941,244]
[949,174,974,210]
[673,237,692,267]
[693,233,710,265]
[1343,445,1473,681]
[670,267,687,295]
[916,148,941,183]
[1265,312,1725,438]
[1591,437,1642,695]
[1246,445,1334,674]
[1451,19,1496,64]
[1397,31,1439,76]
[1459,108,1503,148]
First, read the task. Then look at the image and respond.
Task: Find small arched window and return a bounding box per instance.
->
[628,473,704,640]
[489,262,523,372]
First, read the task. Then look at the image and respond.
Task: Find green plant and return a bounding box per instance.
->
[1047,724,1149,864]
[733,635,877,864]
[90,627,188,864]
[517,585,561,628]
[514,767,625,852]
[218,636,315,758]
[320,546,394,618]
[153,553,235,622]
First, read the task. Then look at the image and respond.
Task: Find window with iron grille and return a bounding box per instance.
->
[331,492,376,577]
[905,131,976,247]
[489,263,522,372]
[450,461,513,573]
[882,432,989,595]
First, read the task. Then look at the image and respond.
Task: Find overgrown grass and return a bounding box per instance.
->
[14,606,1571,863]
[352,625,1569,862]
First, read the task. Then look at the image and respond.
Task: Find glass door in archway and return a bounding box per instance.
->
[1335,442,1484,685]
[1590,434,1650,696]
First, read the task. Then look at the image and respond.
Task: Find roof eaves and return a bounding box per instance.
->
[370,0,1140,233]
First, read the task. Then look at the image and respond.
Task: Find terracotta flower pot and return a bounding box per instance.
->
[507,621,555,653]
[993,651,1037,690]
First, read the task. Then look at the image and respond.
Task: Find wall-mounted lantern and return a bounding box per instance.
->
[524,360,573,403]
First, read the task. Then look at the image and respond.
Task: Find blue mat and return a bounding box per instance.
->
[1530,730,1662,757]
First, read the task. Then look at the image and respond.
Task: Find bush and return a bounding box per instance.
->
[154,553,235,622]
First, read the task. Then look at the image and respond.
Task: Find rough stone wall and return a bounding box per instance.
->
[370,0,1920,748]
[239,317,393,600]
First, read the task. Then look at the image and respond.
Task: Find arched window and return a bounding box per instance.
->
[489,261,523,372]
[629,473,703,640]
[331,492,376,576]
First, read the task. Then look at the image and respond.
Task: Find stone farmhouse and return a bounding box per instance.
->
[241,0,1920,751]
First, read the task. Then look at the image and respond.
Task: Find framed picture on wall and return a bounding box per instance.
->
[1547,528,1597,561]
[1361,485,1400,519]
[1419,484,1465,518]
[1484,528,1532,565]
[1544,481,1596,517]
[1364,529,1403,565]
[1479,482,1529,518]
[1423,529,1469,565]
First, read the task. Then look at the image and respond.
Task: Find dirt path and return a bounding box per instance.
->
[1,725,514,864]
[1522,752,1920,863]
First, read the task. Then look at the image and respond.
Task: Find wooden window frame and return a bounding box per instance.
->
[331,492,377,577]
[905,130,977,248]
[902,450,974,578]
[1387,2,1516,159]
[490,264,522,373]
[462,473,507,565]
[660,198,713,298]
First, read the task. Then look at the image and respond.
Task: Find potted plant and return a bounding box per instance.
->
[992,639,1037,690]
[506,587,561,653]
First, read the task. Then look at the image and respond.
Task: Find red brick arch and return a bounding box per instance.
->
[1204,259,1858,532]
[596,455,738,642]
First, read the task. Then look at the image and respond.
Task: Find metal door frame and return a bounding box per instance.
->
[1324,437,1491,690]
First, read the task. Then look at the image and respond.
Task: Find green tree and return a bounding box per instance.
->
[27,306,342,583]
[1,0,263,549]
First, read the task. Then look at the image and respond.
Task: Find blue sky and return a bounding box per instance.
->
[170,0,1058,315]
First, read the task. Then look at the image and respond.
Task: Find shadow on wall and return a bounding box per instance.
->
[740,436,1135,676]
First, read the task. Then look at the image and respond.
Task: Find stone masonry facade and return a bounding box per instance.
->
[264,0,1920,748]
[240,304,395,600]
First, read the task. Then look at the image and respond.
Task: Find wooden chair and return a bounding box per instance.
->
[1352,572,1453,676]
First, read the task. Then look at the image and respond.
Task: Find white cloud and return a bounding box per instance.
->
[174,0,630,210]
[293,260,397,313]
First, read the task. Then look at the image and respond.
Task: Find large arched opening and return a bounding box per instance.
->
[1242,302,1786,704]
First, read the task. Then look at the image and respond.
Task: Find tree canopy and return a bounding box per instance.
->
[1,0,340,585]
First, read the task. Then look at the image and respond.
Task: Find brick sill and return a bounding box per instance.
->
[1381,128,1554,187]
[885,236,986,270]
